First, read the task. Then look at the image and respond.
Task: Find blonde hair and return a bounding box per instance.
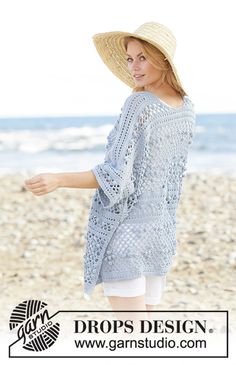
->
[124,36,186,97]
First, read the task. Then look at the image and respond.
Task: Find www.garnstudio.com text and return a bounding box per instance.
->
[74,336,207,351]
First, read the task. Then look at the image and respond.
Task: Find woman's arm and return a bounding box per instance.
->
[24,170,100,196]
[57,170,100,189]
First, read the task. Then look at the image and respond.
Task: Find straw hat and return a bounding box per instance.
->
[92,21,186,94]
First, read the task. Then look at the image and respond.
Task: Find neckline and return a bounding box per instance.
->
[143,91,187,109]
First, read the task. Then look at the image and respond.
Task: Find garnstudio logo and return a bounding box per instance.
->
[9,299,60,352]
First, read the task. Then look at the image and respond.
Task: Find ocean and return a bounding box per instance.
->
[0,113,235,176]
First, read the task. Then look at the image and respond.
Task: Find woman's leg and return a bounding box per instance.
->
[146,304,158,320]
[144,275,166,320]
[107,295,148,320]
[107,295,149,337]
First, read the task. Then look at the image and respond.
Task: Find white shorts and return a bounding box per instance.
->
[102,275,166,305]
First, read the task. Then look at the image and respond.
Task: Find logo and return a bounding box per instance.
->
[9,299,60,352]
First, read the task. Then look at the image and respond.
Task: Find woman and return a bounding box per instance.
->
[24,22,196,323]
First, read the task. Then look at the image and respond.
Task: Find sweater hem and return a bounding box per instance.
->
[83,269,169,296]
[100,270,168,283]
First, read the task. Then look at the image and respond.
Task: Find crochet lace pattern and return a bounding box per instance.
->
[83,91,196,295]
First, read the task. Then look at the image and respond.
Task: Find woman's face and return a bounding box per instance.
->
[126,39,163,90]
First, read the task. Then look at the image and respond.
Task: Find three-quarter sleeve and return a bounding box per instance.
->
[91,93,146,209]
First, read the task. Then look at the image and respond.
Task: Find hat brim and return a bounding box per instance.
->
[92,30,186,93]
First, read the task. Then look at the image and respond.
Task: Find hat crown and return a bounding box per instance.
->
[133,21,176,60]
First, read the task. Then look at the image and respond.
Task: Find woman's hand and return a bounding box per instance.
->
[24,173,60,196]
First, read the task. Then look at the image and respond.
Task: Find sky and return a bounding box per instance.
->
[0,0,235,117]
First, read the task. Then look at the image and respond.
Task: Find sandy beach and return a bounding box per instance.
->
[1,171,235,334]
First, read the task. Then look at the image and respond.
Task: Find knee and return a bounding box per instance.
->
[107,295,146,310]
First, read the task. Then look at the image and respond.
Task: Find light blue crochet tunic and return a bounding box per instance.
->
[83,91,196,295]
